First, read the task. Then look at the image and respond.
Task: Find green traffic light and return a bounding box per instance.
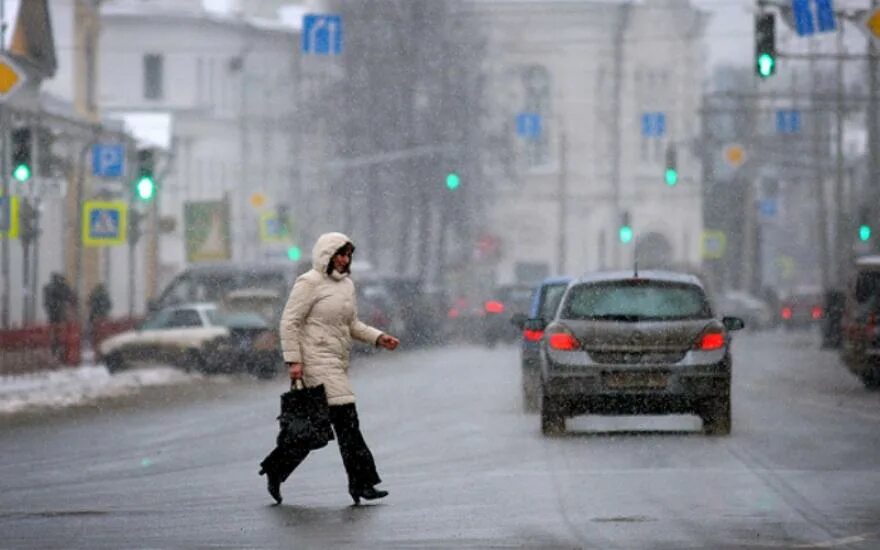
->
[13,163,31,183]
[619,226,634,244]
[446,172,460,191]
[757,53,775,78]
[665,169,678,186]
[287,246,302,261]
[135,176,156,201]
[859,224,872,242]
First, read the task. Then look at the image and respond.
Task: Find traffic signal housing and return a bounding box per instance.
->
[134,149,156,202]
[619,211,633,244]
[755,13,776,79]
[446,172,460,191]
[11,128,32,183]
[664,145,678,186]
[858,207,872,242]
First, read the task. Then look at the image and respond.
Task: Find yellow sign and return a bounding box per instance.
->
[723,144,746,168]
[701,230,727,260]
[82,201,127,247]
[866,9,880,38]
[0,53,26,100]
[0,196,21,239]
[249,192,268,209]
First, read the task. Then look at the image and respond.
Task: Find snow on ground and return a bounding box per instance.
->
[0,363,212,415]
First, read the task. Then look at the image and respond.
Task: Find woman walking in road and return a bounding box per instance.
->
[260,232,400,505]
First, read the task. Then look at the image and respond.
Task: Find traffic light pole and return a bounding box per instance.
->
[557,130,567,275]
[870,0,880,254]
[0,1,8,328]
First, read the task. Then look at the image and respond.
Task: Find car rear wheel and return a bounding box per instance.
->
[105,352,126,374]
[540,387,565,435]
[700,395,731,436]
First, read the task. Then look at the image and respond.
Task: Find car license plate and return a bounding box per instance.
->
[604,371,667,389]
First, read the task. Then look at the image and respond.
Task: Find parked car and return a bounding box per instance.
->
[841,255,880,388]
[533,270,744,436]
[100,303,281,379]
[511,276,573,412]
[715,291,772,331]
[482,284,534,346]
[356,275,447,347]
[779,287,824,330]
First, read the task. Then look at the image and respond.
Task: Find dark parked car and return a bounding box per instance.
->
[533,270,743,436]
[484,284,533,346]
[779,287,824,330]
[841,255,880,388]
[512,276,573,412]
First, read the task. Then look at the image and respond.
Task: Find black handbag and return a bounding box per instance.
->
[277,381,334,450]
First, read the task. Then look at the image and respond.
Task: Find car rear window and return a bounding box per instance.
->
[539,283,568,320]
[563,280,711,321]
[855,271,880,304]
[207,311,268,329]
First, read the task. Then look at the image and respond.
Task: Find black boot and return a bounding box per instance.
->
[260,468,283,505]
[349,486,388,505]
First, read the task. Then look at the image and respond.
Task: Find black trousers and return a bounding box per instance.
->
[261,403,381,491]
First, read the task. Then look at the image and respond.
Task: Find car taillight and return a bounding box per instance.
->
[548,332,580,351]
[523,329,543,342]
[695,330,725,351]
[484,301,505,314]
[811,306,823,320]
[447,307,460,319]
[781,307,792,320]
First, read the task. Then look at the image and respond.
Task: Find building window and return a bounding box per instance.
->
[143,54,164,100]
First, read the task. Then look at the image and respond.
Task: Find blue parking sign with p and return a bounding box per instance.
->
[92,144,125,178]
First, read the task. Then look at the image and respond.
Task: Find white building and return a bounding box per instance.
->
[99,0,302,287]
[471,0,707,283]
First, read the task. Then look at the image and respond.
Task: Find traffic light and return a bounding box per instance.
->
[446,172,460,191]
[619,211,633,244]
[664,145,678,186]
[858,207,872,242]
[287,246,302,261]
[755,13,776,79]
[134,149,156,201]
[11,128,32,183]
[129,209,144,244]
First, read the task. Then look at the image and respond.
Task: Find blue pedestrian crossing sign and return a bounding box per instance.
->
[776,109,801,134]
[302,14,343,55]
[260,212,291,244]
[82,200,127,247]
[792,0,836,36]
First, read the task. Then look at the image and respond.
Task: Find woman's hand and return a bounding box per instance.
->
[287,362,304,380]
[377,334,400,351]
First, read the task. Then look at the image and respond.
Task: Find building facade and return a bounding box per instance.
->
[99,0,302,288]
[471,0,707,284]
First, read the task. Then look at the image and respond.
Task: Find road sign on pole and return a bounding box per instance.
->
[860,8,880,45]
[260,212,290,244]
[791,0,836,36]
[82,201,127,247]
[516,113,541,139]
[302,14,343,55]
[640,112,666,138]
[92,144,126,178]
[776,109,802,134]
[0,53,27,103]
[0,197,20,238]
[701,230,727,260]
[723,144,747,168]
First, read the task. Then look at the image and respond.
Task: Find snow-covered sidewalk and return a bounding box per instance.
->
[0,362,208,415]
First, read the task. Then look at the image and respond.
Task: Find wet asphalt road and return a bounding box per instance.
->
[1,331,880,549]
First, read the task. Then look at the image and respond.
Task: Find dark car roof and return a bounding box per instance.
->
[573,270,705,288]
[855,255,880,268]
[177,261,303,276]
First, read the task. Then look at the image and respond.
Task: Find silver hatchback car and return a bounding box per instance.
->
[533,270,744,436]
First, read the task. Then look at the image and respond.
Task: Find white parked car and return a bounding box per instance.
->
[99,303,280,378]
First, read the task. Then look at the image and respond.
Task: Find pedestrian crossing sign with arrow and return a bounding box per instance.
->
[82,200,127,247]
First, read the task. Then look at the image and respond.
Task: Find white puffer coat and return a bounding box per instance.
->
[279,232,383,405]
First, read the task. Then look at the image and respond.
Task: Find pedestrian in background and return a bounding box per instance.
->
[43,273,76,358]
[88,283,113,347]
[259,232,400,505]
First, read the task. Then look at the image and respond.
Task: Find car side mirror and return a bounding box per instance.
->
[510,312,527,329]
[523,317,547,332]
[722,316,745,331]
